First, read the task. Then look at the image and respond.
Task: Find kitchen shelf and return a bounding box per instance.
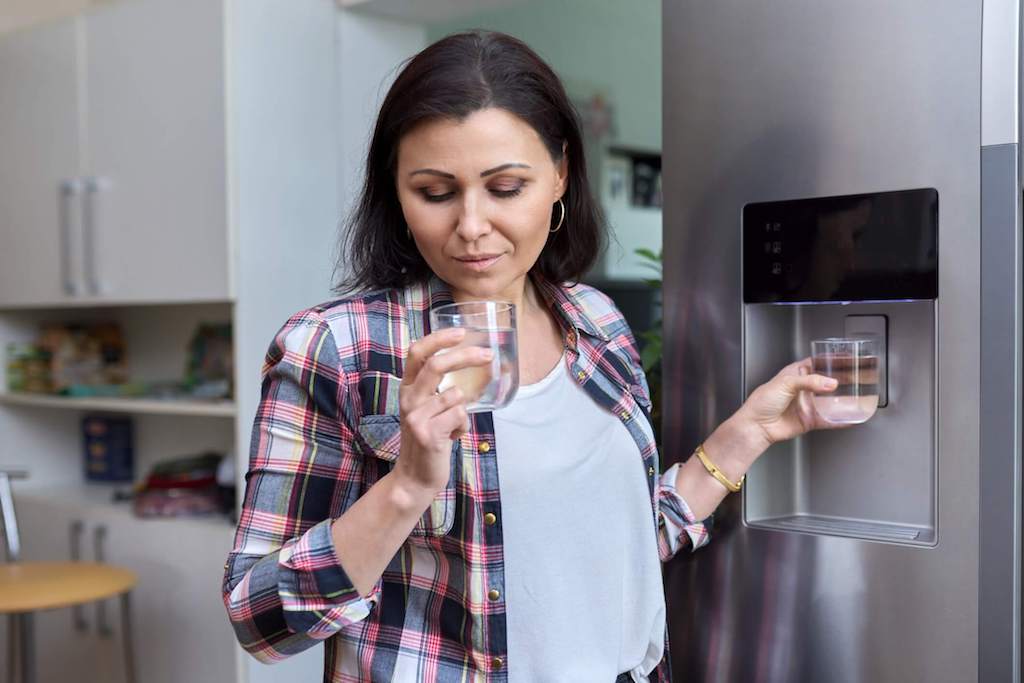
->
[0,296,235,312]
[0,392,237,418]
[19,484,236,534]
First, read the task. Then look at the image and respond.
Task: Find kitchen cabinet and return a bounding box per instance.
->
[0,0,229,308]
[15,491,237,683]
[82,0,229,302]
[0,18,82,307]
[8,496,99,681]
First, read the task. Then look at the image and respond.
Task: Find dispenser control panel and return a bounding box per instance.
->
[743,188,938,303]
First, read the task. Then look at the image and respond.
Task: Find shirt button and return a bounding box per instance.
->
[576,370,586,381]
[488,589,501,601]
[648,466,655,476]
[491,657,504,669]
[484,512,497,526]
[479,442,491,453]
[620,410,631,421]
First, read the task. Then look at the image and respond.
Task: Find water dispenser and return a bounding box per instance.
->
[742,188,938,546]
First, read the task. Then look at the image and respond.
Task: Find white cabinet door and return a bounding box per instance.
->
[82,0,230,303]
[0,18,83,307]
[15,494,239,682]
[15,497,113,683]
[100,513,240,683]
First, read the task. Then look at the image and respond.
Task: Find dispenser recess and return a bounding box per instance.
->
[742,189,938,546]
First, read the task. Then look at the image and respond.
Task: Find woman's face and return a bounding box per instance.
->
[395,107,568,302]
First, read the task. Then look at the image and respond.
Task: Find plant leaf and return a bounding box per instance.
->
[638,261,662,274]
[634,247,661,262]
[640,341,661,372]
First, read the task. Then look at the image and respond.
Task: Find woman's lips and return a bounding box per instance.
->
[454,254,503,271]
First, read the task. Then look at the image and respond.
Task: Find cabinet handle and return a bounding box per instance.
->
[69,519,83,561]
[92,522,106,561]
[82,177,105,296]
[69,521,88,632]
[58,179,83,296]
[93,524,113,637]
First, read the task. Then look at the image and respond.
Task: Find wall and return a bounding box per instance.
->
[228,0,344,680]
[230,3,426,681]
[0,0,118,34]
[425,0,661,152]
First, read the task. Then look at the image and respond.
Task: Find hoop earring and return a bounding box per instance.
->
[550,198,566,233]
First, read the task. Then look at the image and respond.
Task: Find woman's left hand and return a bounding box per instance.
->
[736,357,847,446]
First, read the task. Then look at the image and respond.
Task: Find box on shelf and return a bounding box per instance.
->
[40,322,128,392]
[82,415,134,482]
[184,322,233,399]
[5,342,52,393]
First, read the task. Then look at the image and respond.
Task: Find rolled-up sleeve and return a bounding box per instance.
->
[656,462,711,561]
[222,311,376,663]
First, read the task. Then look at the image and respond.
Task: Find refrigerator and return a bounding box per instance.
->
[661,2,1021,681]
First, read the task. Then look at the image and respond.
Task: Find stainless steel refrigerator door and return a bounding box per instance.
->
[661,2,985,681]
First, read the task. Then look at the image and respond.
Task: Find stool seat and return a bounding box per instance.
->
[0,562,137,613]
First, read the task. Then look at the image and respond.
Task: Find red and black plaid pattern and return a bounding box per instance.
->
[222,276,707,681]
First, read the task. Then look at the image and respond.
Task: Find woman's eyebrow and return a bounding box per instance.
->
[408,163,531,179]
[480,162,531,177]
[409,168,456,179]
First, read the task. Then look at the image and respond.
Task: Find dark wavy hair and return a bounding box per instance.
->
[334,30,605,294]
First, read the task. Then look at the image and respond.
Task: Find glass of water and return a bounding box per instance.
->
[810,336,880,424]
[429,301,519,413]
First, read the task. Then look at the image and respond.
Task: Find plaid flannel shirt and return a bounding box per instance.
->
[222,275,709,682]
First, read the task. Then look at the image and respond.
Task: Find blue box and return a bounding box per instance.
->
[82,415,134,482]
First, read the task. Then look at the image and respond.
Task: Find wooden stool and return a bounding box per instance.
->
[0,472,138,683]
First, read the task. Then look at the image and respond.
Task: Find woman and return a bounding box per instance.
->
[222,31,843,683]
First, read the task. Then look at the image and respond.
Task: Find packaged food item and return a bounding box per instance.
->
[82,415,134,482]
[38,322,128,393]
[132,452,228,518]
[5,342,52,393]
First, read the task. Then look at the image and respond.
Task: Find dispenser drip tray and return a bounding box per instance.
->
[749,514,934,544]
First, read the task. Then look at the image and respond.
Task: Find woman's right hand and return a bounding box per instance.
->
[392,327,493,496]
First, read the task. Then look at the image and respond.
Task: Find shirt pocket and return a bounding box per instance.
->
[356,413,457,539]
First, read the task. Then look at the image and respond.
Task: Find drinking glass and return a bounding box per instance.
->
[810,336,880,424]
[428,301,519,413]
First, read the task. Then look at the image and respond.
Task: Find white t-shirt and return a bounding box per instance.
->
[493,354,664,683]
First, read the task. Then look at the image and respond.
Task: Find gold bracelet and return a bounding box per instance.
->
[694,443,744,493]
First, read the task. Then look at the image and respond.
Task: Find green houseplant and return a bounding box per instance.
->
[634,248,663,446]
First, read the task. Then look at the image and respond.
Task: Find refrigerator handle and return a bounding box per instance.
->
[58,179,82,296]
